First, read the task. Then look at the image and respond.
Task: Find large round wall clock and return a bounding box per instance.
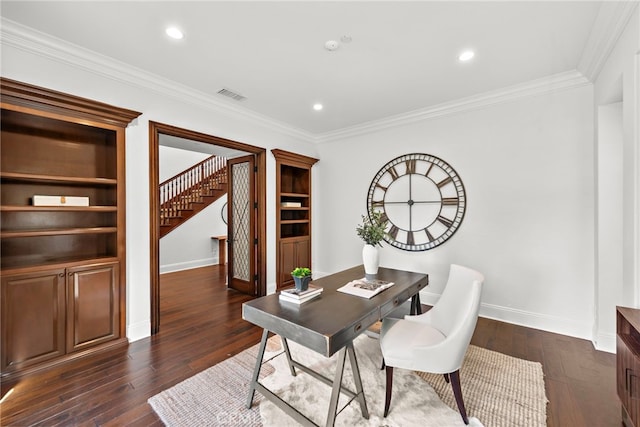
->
[366,153,466,251]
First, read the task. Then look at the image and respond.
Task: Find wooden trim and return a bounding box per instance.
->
[148,121,267,334]
[149,124,161,334]
[0,78,141,128]
[271,148,319,167]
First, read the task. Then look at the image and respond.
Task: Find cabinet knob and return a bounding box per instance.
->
[59,273,65,278]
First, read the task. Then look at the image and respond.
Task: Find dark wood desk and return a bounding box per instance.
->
[243,265,428,426]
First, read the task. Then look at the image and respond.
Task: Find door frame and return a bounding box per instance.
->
[148,121,266,334]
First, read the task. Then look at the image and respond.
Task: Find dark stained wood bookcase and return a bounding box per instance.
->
[272,149,318,290]
[0,78,140,380]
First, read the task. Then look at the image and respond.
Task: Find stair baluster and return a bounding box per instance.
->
[160,155,228,237]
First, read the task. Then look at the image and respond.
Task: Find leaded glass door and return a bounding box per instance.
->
[227,155,257,295]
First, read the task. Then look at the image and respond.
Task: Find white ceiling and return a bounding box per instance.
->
[0,1,613,136]
[159,133,250,158]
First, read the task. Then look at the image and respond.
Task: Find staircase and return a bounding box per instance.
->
[160,155,228,238]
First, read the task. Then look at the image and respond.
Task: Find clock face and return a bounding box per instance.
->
[367,153,466,251]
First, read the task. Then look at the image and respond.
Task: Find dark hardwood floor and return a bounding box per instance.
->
[1,265,619,426]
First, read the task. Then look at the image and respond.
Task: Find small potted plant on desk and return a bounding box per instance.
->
[291,267,312,292]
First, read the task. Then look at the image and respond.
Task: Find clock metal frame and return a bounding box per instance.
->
[366,153,466,251]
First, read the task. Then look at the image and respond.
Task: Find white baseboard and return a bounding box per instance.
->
[593,331,616,353]
[127,319,151,342]
[418,290,597,346]
[159,257,216,274]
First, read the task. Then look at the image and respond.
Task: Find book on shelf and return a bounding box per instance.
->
[33,195,89,207]
[280,201,302,208]
[279,285,323,304]
[337,278,394,299]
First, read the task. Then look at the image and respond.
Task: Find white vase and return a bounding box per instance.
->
[362,244,379,281]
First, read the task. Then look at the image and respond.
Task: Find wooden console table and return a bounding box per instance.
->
[243,265,428,426]
[211,235,227,265]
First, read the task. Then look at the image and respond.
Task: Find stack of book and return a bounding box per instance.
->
[279,285,323,304]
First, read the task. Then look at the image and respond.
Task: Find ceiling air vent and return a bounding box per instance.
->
[217,88,247,102]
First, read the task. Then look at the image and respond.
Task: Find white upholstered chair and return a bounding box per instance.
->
[380,264,484,424]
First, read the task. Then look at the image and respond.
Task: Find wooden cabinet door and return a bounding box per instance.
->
[66,262,120,353]
[296,238,310,272]
[1,268,66,373]
[279,240,297,289]
[278,237,310,290]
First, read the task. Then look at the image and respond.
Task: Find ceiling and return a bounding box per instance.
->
[0,1,610,136]
[159,133,249,158]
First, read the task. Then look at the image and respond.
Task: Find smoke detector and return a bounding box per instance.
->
[324,40,340,51]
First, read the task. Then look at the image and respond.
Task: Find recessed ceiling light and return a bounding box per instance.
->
[458,50,475,62]
[166,27,184,40]
[313,103,323,111]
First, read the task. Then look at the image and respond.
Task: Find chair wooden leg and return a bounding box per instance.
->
[443,373,450,383]
[384,366,393,417]
[449,370,469,425]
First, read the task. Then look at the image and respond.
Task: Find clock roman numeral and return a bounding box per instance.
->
[437,177,452,188]
[388,166,400,181]
[375,182,388,191]
[424,163,434,177]
[406,230,414,246]
[405,159,416,174]
[379,212,389,223]
[424,228,435,242]
[372,200,385,208]
[437,215,453,228]
[388,225,399,239]
[442,197,458,206]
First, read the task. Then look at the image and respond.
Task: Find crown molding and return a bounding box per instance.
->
[0,15,608,146]
[315,70,591,143]
[0,18,316,143]
[578,1,639,81]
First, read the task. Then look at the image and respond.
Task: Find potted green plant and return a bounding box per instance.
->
[356,211,388,280]
[291,267,312,291]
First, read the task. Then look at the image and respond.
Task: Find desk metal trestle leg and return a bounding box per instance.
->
[246,330,369,427]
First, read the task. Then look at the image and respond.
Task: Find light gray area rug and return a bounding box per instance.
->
[417,345,547,427]
[149,335,546,426]
[260,334,483,426]
[148,338,281,426]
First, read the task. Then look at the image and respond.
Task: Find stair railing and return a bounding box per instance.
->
[160,155,227,219]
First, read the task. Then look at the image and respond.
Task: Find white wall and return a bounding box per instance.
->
[316,86,596,340]
[593,7,640,352]
[595,102,624,351]
[160,196,228,273]
[159,146,210,182]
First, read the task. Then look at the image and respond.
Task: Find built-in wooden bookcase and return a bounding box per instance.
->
[272,149,318,290]
[0,78,140,380]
